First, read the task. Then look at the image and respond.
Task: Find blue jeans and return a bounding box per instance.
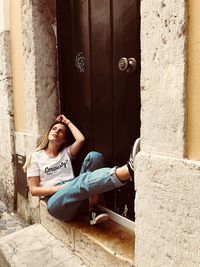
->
[47,151,125,221]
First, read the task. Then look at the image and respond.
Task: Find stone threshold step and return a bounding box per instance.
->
[40,200,135,267]
[0,223,87,267]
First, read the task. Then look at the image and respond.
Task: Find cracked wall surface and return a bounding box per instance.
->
[0,0,59,216]
[0,30,15,209]
[140,0,187,158]
[16,0,59,222]
[135,153,200,267]
[135,1,200,266]
[21,0,59,137]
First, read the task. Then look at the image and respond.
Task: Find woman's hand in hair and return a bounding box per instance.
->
[56,115,85,157]
[56,114,71,125]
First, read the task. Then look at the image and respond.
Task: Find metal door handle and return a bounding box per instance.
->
[118,57,137,73]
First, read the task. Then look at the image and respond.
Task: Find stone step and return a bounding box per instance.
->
[40,200,135,267]
[0,223,87,267]
[0,200,30,239]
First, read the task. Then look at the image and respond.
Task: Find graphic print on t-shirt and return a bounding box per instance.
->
[27,147,75,187]
[44,159,69,175]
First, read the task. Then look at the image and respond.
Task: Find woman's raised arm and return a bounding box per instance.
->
[56,114,85,157]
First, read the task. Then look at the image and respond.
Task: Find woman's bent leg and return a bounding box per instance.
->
[79,151,104,174]
[47,167,124,221]
[80,151,105,207]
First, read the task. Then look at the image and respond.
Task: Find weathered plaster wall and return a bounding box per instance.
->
[0,0,9,33]
[21,0,59,136]
[135,1,200,266]
[0,30,15,209]
[140,0,187,158]
[187,1,200,160]
[10,0,25,132]
[135,153,200,267]
[16,0,59,222]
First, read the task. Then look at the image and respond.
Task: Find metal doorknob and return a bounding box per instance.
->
[118,57,137,73]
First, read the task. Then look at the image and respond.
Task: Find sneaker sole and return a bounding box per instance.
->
[131,138,140,168]
[90,214,109,225]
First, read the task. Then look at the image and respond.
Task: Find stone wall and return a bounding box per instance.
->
[135,1,200,266]
[16,0,59,223]
[0,30,15,210]
[140,0,187,158]
[135,154,200,266]
[21,0,59,136]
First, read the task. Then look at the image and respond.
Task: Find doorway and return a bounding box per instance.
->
[56,0,140,222]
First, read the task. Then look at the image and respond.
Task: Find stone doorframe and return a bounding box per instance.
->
[135,1,200,267]
[20,0,59,139]
[0,30,15,210]
[15,0,59,222]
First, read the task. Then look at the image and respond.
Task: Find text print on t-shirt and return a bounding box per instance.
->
[44,159,69,175]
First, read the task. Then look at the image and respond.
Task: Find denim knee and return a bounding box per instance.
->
[87,151,104,162]
[86,151,104,168]
[80,151,105,174]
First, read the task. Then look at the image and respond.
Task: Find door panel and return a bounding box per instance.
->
[90,0,114,165]
[72,0,92,148]
[57,0,93,171]
[113,0,140,165]
[56,0,140,221]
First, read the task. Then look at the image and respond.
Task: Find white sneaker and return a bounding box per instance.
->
[90,207,109,225]
[127,138,140,180]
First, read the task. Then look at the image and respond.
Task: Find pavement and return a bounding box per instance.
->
[0,200,88,267]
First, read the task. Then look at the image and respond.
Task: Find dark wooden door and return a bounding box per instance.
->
[56,0,140,221]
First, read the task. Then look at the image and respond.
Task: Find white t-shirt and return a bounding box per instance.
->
[27,147,74,187]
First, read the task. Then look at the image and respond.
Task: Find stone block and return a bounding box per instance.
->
[40,200,75,250]
[135,152,200,267]
[40,200,135,267]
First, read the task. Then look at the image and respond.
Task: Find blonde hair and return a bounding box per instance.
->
[23,121,68,172]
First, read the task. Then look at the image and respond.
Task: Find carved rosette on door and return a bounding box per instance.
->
[75,52,85,73]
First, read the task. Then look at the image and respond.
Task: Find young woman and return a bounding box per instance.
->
[24,114,140,225]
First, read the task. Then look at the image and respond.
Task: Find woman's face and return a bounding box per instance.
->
[48,123,67,145]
